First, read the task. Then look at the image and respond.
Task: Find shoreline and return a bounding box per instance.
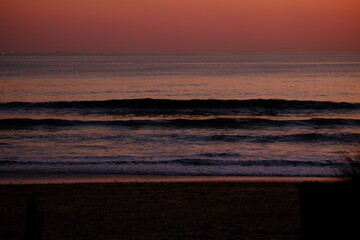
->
[0,173,342,184]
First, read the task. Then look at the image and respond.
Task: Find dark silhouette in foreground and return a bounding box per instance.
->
[300,150,360,240]
[22,198,43,240]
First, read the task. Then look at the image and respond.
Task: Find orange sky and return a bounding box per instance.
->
[1,0,359,53]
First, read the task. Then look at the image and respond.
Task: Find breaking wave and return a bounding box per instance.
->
[1,117,359,129]
[1,99,359,115]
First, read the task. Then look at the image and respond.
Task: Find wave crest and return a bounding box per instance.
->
[1,99,359,115]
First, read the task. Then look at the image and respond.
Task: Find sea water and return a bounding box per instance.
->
[0,54,359,177]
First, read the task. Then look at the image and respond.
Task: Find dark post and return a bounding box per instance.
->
[299,182,349,240]
[22,198,43,240]
[348,179,360,239]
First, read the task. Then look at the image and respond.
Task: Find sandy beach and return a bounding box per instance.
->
[0,181,302,240]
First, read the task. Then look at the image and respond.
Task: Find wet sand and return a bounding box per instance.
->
[0,181,301,240]
[0,173,339,184]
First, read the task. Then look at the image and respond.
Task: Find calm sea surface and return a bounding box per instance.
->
[0,54,359,176]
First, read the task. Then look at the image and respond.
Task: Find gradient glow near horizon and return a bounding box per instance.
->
[1,0,360,54]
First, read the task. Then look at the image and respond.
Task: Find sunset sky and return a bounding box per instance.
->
[1,0,359,54]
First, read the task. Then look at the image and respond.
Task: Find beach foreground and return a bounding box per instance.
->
[0,182,301,240]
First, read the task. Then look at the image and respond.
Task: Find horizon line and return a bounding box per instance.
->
[2,51,360,56]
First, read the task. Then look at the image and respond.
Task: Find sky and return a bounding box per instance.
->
[1,0,360,54]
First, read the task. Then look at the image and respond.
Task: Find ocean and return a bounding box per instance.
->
[0,53,359,177]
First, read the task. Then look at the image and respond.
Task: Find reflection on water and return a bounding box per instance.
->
[0,54,359,176]
[0,54,359,102]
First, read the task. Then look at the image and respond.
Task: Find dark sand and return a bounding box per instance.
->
[0,181,301,240]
